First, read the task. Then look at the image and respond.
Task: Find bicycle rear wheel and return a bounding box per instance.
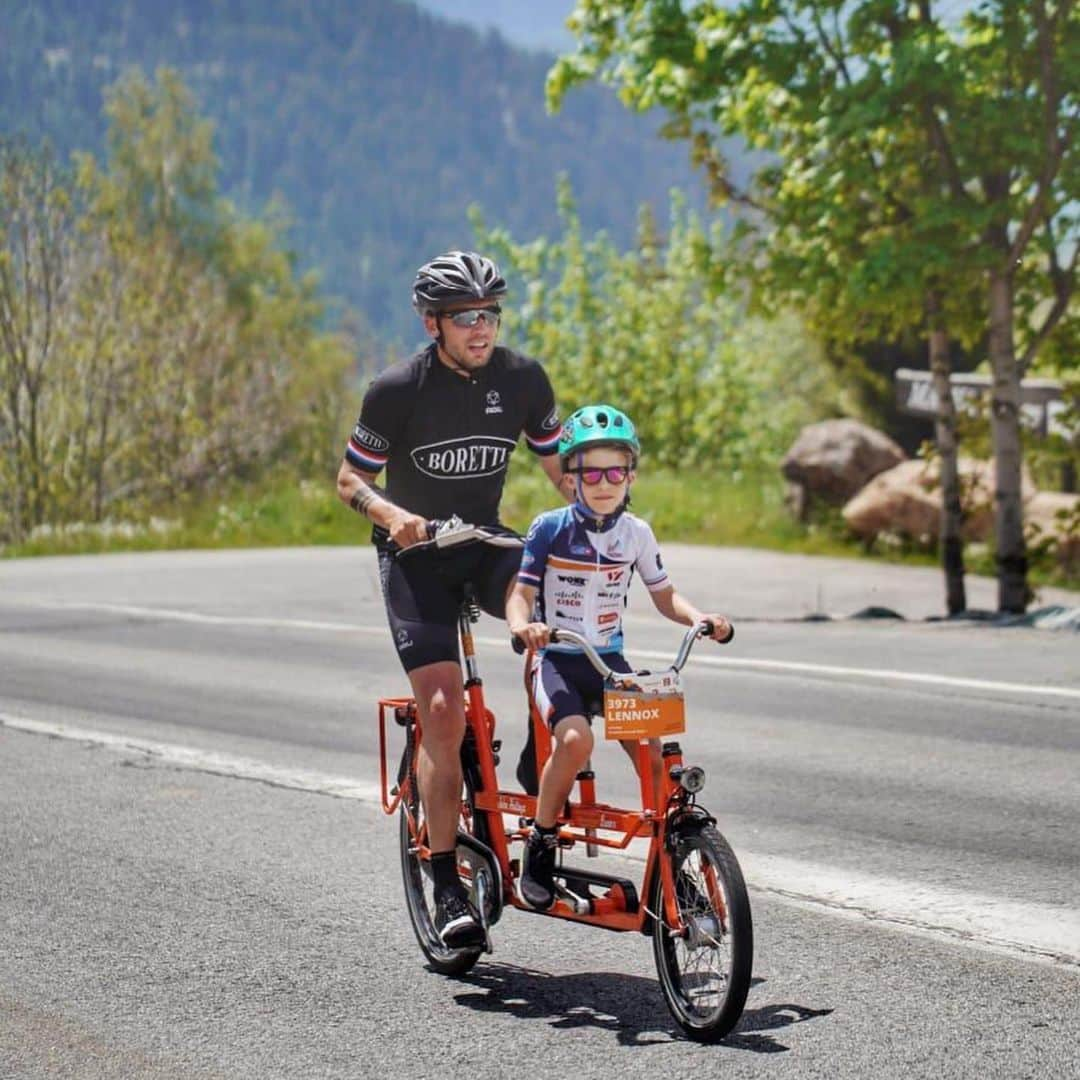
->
[650,824,753,1042]
[399,804,484,975]
[398,728,499,976]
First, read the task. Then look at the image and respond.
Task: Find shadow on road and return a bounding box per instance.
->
[450,961,832,1050]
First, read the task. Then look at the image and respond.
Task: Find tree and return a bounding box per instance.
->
[74,68,355,507]
[550,0,1078,612]
[0,70,354,546]
[473,177,839,475]
[0,138,78,541]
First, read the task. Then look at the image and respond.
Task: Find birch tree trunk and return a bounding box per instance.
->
[987,268,1028,613]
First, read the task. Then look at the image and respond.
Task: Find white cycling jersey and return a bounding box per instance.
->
[516,505,670,653]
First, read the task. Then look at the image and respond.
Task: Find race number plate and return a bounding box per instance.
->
[603,670,685,740]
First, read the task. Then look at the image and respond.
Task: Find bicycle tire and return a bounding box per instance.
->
[399,807,483,975]
[650,823,753,1042]
[398,727,498,976]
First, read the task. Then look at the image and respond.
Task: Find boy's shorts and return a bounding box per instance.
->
[530,649,633,730]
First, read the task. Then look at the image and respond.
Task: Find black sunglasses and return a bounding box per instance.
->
[440,305,502,328]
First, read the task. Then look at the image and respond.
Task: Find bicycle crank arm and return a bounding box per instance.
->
[553,881,592,915]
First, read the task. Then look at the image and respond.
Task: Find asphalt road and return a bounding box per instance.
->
[1,547,1078,1079]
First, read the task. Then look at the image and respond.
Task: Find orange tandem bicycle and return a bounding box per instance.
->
[377,519,753,1041]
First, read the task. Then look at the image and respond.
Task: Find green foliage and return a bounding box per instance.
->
[474,178,840,473]
[550,1,1076,369]
[0,71,354,545]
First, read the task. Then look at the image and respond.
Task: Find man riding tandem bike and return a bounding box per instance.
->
[339,253,752,1041]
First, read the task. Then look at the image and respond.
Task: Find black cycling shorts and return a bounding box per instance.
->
[377,542,522,673]
[530,649,633,730]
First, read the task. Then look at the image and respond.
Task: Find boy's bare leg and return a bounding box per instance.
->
[535,715,593,827]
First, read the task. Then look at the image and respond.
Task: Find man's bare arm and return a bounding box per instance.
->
[335,459,428,547]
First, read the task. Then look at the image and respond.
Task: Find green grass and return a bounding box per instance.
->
[3,467,1076,592]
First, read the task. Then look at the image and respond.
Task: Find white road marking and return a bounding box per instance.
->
[1,712,380,801]
[4,710,1078,971]
[11,599,1080,703]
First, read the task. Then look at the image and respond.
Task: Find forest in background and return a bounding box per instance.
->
[3,0,710,345]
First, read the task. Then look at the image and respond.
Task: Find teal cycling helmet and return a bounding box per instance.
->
[558,404,640,468]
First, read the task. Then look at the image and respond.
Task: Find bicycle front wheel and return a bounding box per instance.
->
[650,824,753,1042]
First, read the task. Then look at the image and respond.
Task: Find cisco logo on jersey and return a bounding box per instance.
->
[412,436,516,479]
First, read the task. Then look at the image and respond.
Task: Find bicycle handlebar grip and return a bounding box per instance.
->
[512,628,563,654]
[702,619,735,644]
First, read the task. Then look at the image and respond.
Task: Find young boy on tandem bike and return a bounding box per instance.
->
[506,403,733,911]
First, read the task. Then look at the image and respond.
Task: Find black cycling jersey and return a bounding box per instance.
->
[345,344,561,546]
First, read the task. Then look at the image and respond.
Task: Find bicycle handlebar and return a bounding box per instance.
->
[396,515,525,557]
[511,619,732,678]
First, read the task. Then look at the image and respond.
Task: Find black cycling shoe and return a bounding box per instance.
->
[434,890,484,949]
[519,827,558,910]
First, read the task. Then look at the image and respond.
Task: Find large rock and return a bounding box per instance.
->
[1025,491,1080,568]
[781,419,906,513]
[842,460,941,542]
[842,457,1039,543]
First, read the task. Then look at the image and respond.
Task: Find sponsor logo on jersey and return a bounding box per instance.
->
[352,422,389,453]
[411,436,515,479]
[485,390,503,415]
[571,544,593,556]
[557,574,587,587]
[605,568,624,583]
[598,612,619,626]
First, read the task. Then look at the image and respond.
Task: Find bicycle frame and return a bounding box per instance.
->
[378,601,721,938]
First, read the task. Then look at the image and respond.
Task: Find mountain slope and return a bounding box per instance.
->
[4,0,708,344]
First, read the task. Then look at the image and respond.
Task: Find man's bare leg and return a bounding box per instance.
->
[409,659,467,852]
